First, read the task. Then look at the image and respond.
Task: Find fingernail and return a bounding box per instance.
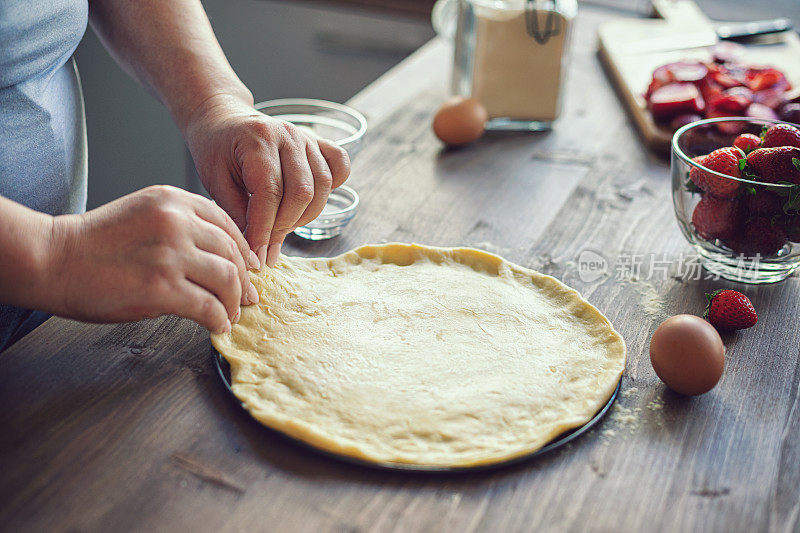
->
[232,308,241,323]
[266,242,282,268]
[219,319,231,334]
[248,250,260,270]
[256,245,268,269]
[247,282,259,305]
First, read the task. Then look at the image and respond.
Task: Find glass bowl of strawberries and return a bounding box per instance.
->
[672,118,800,283]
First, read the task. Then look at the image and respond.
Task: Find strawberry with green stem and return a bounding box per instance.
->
[704,289,758,331]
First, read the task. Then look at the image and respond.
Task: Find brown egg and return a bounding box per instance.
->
[433,96,488,146]
[650,314,725,396]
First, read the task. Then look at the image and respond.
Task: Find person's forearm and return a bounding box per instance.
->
[88,0,253,132]
[0,197,66,312]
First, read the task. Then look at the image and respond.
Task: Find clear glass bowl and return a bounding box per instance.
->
[255,99,366,240]
[292,185,359,240]
[672,117,800,284]
[255,98,367,158]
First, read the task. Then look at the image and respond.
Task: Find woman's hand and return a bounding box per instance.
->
[48,185,260,334]
[183,95,351,268]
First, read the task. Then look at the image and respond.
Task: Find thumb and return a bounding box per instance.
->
[205,173,249,233]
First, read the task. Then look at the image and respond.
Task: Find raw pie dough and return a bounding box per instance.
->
[212,243,626,468]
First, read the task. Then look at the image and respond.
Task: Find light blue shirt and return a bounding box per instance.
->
[0,0,89,350]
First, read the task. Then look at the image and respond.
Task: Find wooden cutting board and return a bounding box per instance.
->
[598,0,800,154]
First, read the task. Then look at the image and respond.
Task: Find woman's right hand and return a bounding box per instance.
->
[48,185,260,333]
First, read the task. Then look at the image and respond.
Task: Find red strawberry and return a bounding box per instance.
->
[742,189,783,216]
[689,155,707,189]
[694,147,742,198]
[752,88,786,110]
[746,67,789,92]
[697,77,724,105]
[762,123,800,148]
[742,216,788,256]
[704,289,757,331]
[648,83,705,122]
[708,91,751,114]
[710,68,745,89]
[692,196,740,241]
[733,133,761,153]
[746,146,800,184]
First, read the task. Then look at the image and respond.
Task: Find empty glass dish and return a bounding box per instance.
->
[291,185,359,240]
[255,99,366,240]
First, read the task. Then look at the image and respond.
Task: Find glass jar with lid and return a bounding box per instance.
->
[433,0,578,131]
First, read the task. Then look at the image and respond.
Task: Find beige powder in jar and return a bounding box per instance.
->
[471,5,569,121]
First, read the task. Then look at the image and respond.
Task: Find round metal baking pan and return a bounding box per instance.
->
[212,348,621,472]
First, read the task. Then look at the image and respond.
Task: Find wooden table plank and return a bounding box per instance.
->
[1,5,799,533]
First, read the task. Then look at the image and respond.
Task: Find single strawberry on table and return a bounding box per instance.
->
[733,133,761,153]
[704,289,758,331]
[746,146,800,184]
[762,123,800,149]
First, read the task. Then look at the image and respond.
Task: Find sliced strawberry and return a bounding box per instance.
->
[762,123,800,149]
[746,103,778,121]
[747,146,800,184]
[670,113,703,131]
[742,216,788,256]
[708,91,751,115]
[649,83,705,122]
[711,69,746,89]
[752,88,786,110]
[697,77,725,105]
[733,133,761,153]
[645,65,675,99]
[692,196,740,241]
[669,61,708,82]
[746,67,790,92]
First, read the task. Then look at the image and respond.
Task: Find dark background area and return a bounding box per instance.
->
[75,0,800,209]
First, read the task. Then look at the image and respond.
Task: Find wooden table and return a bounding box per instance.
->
[2,6,799,532]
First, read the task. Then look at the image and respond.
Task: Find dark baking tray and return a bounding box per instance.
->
[212,348,620,472]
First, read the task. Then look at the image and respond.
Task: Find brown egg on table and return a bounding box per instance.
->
[433,96,488,147]
[650,314,725,396]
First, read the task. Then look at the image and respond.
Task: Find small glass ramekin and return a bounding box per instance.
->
[255,99,366,240]
[255,98,367,158]
[292,185,359,240]
[672,117,800,284]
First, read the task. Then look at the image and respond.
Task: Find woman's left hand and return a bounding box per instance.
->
[183,95,351,268]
